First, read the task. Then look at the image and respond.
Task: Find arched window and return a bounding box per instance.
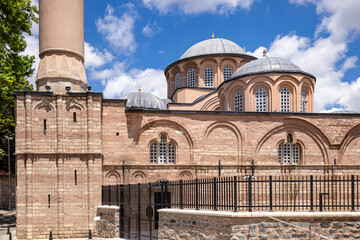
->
[223,98,227,111]
[255,88,267,112]
[149,135,176,164]
[223,66,232,81]
[175,72,181,89]
[280,88,290,112]
[278,134,301,164]
[204,66,213,87]
[301,89,307,113]
[187,68,195,87]
[234,91,243,112]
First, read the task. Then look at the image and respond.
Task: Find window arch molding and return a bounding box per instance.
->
[249,80,272,112]
[277,133,302,165]
[199,60,217,87]
[149,133,177,164]
[277,81,296,112]
[229,87,245,112]
[300,82,313,112]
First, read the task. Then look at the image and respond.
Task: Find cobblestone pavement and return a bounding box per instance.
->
[0,210,125,240]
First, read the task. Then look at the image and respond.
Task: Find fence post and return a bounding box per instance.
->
[195,179,199,210]
[310,175,314,212]
[160,181,164,209]
[269,175,273,212]
[248,176,252,212]
[213,177,217,211]
[351,175,355,212]
[108,185,111,205]
[164,181,168,208]
[180,180,183,209]
[138,183,141,240]
[233,176,237,212]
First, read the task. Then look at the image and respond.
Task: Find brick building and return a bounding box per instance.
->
[14,0,360,239]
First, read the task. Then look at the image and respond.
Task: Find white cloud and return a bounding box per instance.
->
[23,0,39,86]
[142,0,256,15]
[250,0,360,112]
[96,4,138,54]
[142,21,162,37]
[103,66,167,99]
[84,42,114,69]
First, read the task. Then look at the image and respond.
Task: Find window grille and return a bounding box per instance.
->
[204,66,213,87]
[168,143,175,163]
[149,135,175,164]
[278,134,301,164]
[150,142,157,163]
[255,88,267,112]
[223,66,232,81]
[187,68,195,87]
[175,73,181,89]
[301,89,307,113]
[159,136,167,163]
[223,99,227,111]
[234,91,243,111]
[280,88,290,112]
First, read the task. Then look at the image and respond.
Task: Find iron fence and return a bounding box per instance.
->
[102,175,360,239]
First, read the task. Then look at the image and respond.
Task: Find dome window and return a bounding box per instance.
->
[278,134,301,164]
[204,66,214,87]
[223,66,232,81]
[187,68,195,87]
[301,89,307,113]
[255,88,267,112]
[280,88,291,112]
[175,72,181,89]
[234,91,243,112]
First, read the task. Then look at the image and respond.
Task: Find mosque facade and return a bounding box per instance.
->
[14,0,360,239]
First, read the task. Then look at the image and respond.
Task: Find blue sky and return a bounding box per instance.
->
[25,0,360,112]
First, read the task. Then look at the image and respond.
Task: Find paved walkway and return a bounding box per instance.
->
[0,210,125,240]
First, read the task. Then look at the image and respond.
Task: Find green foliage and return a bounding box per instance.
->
[0,0,38,172]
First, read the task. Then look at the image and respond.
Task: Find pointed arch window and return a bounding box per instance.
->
[278,134,301,164]
[187,68,195,87]
[175,72,181,89]
[234,91,243,112]
[223,66,232,81]
[149,135,176,164]
[280,88,290,112]
[204,66,213,87]
[301,89,307,113]
[255,88,267,112]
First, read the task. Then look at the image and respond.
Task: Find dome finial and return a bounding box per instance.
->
[138,85,141,93]
[212,31,214,39]
[263,49,268,58]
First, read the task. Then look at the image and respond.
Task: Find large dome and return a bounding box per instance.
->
[231,57,315,80]
[180,38,247,60]
[120,92,169,110]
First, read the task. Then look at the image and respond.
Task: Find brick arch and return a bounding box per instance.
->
[179,171,193,180]
[34,97,55,111]
[203,121,242,164]
[138,120,194,164]
[340,123,360,164]
[105,170,121,185]
[132,171,147,184]
[139,120,194,150]
[200,95,220,111]
[255,120,330,164]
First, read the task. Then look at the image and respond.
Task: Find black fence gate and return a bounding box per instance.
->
[102,181,170,240]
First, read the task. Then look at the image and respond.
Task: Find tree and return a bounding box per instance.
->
[0,0,38,172]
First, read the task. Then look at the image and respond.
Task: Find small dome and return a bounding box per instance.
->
[180,38,248,60]
[231,57,315,79]
[120,92,168,110]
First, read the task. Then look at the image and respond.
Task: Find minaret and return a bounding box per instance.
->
[36,0,87,94]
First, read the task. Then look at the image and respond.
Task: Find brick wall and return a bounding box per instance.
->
[159,209,360,239]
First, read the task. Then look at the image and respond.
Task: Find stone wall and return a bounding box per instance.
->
[159,209,360,240]
[96,206,119,238]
